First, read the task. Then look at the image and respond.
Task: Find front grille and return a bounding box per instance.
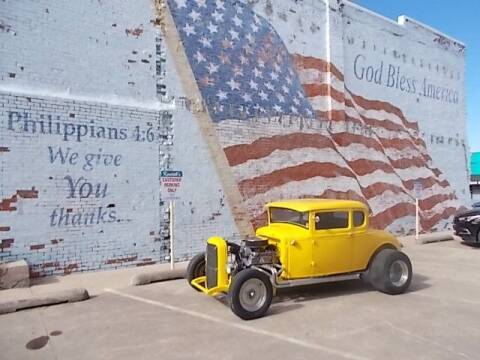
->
[206,243,218,289]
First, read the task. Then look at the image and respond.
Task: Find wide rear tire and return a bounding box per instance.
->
[229,268,273,320]
[186,252,205,291]
[369,249,412,295]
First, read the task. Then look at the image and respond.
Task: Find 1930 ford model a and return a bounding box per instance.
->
[187,199,412,320]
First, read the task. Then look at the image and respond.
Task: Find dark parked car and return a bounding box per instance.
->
[454,209,480,244]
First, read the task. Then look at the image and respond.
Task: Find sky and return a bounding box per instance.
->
[357,0,479,153]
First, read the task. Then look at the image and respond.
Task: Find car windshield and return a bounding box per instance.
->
[269,207,309,228]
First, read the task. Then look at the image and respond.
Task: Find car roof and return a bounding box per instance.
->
[265,198,368,212]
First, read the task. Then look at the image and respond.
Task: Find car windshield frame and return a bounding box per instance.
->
[268,207,309,229]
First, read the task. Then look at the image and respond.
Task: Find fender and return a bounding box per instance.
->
[366,243,397,270]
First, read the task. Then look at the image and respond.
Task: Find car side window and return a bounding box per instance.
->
[315,211,349,230]
[353,211,365,227]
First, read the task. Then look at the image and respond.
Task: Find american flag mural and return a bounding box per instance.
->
[167,0,464,234]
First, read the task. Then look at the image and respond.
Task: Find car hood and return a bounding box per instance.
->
[455,208,480,218]
[255,223,309,241]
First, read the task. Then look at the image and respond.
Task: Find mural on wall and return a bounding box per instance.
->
[0,94,173,276]
[166,0,464,234]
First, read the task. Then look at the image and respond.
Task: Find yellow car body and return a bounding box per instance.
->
[257,199,401,279]
[191,199,402,296]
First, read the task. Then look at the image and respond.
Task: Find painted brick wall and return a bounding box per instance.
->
[163,0,469,236]
[0,92,174,276]
[0,0,158,100]
[0,0,470,276]
[341,3,469,205]
[0,0,242,275]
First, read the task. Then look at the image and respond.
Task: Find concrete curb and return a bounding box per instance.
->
[0,288,90,315]
[416,232,454,244]
[131,265,187,286]
[0,260,30,289]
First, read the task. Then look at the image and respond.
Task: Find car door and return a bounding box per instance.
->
[311,210,353,276]
[286,230,314,279]
[349,209,372,271]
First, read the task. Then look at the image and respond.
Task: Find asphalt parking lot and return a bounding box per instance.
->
[1,239,480,360]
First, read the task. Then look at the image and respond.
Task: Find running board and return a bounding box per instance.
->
[274,273,362,289]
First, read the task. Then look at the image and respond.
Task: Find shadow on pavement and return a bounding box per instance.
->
[268,303,304,316]
[214,289,306,317]
[211,273,432,317]
[460,241,480,249]
[274,273,432,303]
[30,276,60,286]
[408,273,431,292]
[274,279,369,304]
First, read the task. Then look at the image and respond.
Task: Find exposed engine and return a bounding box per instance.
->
[227,238,278,275]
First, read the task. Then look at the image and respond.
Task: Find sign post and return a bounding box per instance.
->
[160,170,183,270]
[415,198,419,241]
[169,200,174,270]
[413,181,422,241]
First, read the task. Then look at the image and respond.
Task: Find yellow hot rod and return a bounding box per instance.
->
[187,199,412,320]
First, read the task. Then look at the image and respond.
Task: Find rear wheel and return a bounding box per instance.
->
[229,269,273,320]
[369,249,412,295]
[186,253,205,291]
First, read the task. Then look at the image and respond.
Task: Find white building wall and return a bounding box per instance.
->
[0,0,240,275]
[0,0,469,276]
[342,3,469,203]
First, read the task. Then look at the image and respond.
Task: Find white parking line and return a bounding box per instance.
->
[105,288,371,360]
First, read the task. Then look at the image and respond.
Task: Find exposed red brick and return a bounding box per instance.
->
[0,195,17,211]
[17,187,38,199]
[0,238,14,249]
[42,261,60,268]
[64,263,78,275]
[1,188,38,211]
[0,226,11,231]
[30,271,41,278]
[105,255,138,265]
[30,244,45,250]
[136,261,156,267]
[125,27,143,37]
[0,147,10,152]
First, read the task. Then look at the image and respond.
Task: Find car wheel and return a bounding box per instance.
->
[369,249,412,295]
[229,268,273,320]
[186,253,205,291]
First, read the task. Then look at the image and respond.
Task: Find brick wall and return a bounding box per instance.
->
[0,0,241,275]
[0,0,158,100]
[0,92,174,276]
[0,0,470,276]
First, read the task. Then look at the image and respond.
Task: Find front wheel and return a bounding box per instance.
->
[369,249,412,295]
[229,269,273,320]
[186,252,205,291]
